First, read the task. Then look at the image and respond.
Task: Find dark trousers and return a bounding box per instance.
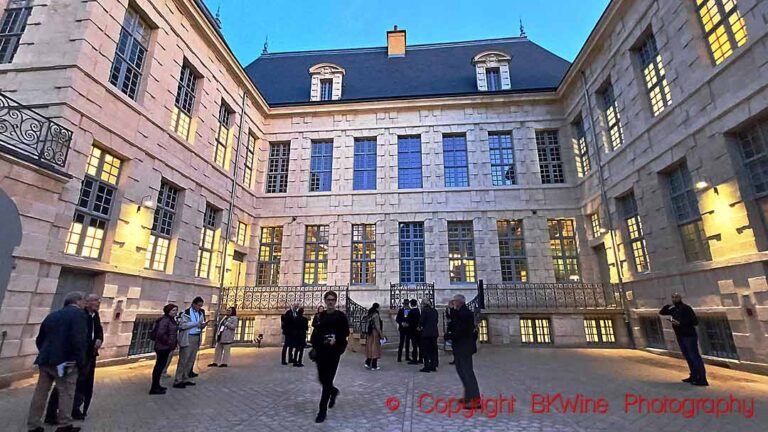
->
[421,337,438,370]
[677,335,707,381]
[292,336,305,365]
[454,352,480,401]
[152,349,172,390]
[410,332,421,361]
[397,329,411,361]
[46,357,95,419]
[316,353,341,413]
[282,335,295,363]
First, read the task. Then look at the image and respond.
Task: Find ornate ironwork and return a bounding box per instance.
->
[0,91,72,168]
[219,285,349,311]
[345,296,368,337]
[389,282,435,309]
[483,282,622,311]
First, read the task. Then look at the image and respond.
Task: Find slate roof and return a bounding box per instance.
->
[244,38,571,106]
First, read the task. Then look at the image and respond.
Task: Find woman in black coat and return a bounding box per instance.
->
[292,308,309,367]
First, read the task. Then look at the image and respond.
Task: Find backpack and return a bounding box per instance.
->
[149,317,163,341]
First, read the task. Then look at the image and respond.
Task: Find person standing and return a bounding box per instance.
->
[395,299,411,362]
[364,303,383,371]
[173,298,207,388]
[310,291,349,423]
[406,299,422,365]
[445,300,456,365]
[312,305,325,328]
[26,291,88,432]
[281,302,299,365]
[449,294,481,409]
[209,307,238,368]
[292,308,309,367]
[184,297,206,378]
[659,293,708,386]
[149,304,178,395]
[418,299,439,372]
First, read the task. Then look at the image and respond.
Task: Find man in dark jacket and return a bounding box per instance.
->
[418,299,439,372]
[659,293,708,386]
[26,291,88,432]
[281,302,299,365]
[395,299,411,362]
[310,291,350,423]
[406,299,422,364]
[448,294,481,409]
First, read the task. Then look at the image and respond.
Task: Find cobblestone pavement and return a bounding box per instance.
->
[1,346,767,431]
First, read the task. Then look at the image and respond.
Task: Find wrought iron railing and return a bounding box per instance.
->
[345,297,368,337]
[0,91,72,168]
[483,282,622,310]
[219,285,349,311]
[389,282,435,309]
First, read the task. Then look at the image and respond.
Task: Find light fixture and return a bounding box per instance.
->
[694,181,710,191]
[598,228,608,234]
[137,194,155,212]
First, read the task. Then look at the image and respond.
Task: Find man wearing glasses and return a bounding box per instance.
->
[310,291,350,423]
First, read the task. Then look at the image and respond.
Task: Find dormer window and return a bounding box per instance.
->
[472,51,512,92]
[309,63,345,101]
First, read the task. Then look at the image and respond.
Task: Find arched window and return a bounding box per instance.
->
[308,63,345,101]
[471,51,512,92]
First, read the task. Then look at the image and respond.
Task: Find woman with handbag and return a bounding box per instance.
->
[364,303,383,371]
[149,304,178,394]
[209,307,238,368]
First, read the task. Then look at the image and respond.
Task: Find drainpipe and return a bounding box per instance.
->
[579,70,636,348]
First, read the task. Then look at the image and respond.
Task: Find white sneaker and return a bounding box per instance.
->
[364,363,371,369]
[372,366,381,371]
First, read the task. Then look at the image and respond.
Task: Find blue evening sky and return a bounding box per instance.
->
[203,0,610,65]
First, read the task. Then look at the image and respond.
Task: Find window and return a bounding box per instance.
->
[737,120,768,225]
[485,68,501,91]
[548,219,580,282]
[320,79,333,101]
[399,222,425,283]
[128,316,159,356]
[236,221,248,246]
[214,101,233,168]
[448,221,476,283]
[489,132,515,186]
[478,318,489,343]
[698,315,738,359]
[599,84,624,151]
[170,64,197,141]
[590,212,602,238]
[584,318,616,343]
[640,316,665,349]
[443,134,469,187]
[353,138,377,190]
[266,142,290,193]
[309,63,345,101]
[309,141,333,192]
[696,0,748,65]
[536,130,565,184]
[0,0,33,64]
[520,318,552,344]
[243,133,256,188]
[497,219,527,282]
[572,117,591,177]
[303,225,329,285]
[666,164,711,262]
[144,182,179,271]
[256,227,282,286]
[637,34,672,116]
[351,224,376,285]
[619,193,650,272]
[195,204,218,279]
[398,135,423,189]
[109,7,150,100]
[65,147,122,259]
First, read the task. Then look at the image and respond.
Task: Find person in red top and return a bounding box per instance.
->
[149,304,179,395]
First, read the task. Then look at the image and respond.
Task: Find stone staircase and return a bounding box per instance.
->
[348,308,449,354]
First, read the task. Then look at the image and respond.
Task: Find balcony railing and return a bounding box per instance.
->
[0,91,72,169]
[219,285,350,311]
[482,282,622,311]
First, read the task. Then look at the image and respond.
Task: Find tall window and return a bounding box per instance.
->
[303,225,329,285]
[599,84,624,151]
[0,0,33,64]
[696,0,747,65]
[170,64,197,141]
[489,132,515,186]
[109,7,150,100]
[398,135,422,189]
[584,318,616,343]
[737,119,768,223]
[309,141,333,192]
[548,219,580,282]
[443,134,469,187]
[590,212,603,238]
[65,147,122,259]
[572,117,591,177]
[243,133,256,188]
[536,130,565,184]
[214,101,233,168]
[399,222,425,283]
[666,164,711,262]
[236,221,248,246]
[619,193,650,272]
[485,67,501,91]
[497,219,527,282]
[448,221,476,283]
[266,142,290,193]
[256,227,282,286]
[144,182,179,272]
[520,318,552,344]
[353,138,377,190]
[637,34,672,116]
[351,224,376,285]
[320,79,333,101]
[196,204,218,279]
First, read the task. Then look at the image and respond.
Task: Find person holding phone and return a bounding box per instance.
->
[659,293,708,386]
[310,291,350,423]
[173,297,207,388]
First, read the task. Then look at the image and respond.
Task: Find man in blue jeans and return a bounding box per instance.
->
[659,293,708,386]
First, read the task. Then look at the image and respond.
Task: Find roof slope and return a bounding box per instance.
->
[244,38,571,106]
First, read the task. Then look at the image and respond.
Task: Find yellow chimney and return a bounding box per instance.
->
[387,25,406,57]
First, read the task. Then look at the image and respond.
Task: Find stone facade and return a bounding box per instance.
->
[0,0,767,381]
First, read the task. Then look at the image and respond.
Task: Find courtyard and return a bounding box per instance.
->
[1,346,766,432]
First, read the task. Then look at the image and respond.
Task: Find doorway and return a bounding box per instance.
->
[593,244,611,284]
[53,268,99,310]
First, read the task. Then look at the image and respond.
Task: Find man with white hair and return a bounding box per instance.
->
[447,294,481,409]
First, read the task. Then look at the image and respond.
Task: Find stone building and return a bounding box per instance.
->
[0,0,766,382]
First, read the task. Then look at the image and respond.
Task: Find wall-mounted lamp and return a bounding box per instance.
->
[137,194,155,213]
[598,228,608,235]
[694,179,719,195]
